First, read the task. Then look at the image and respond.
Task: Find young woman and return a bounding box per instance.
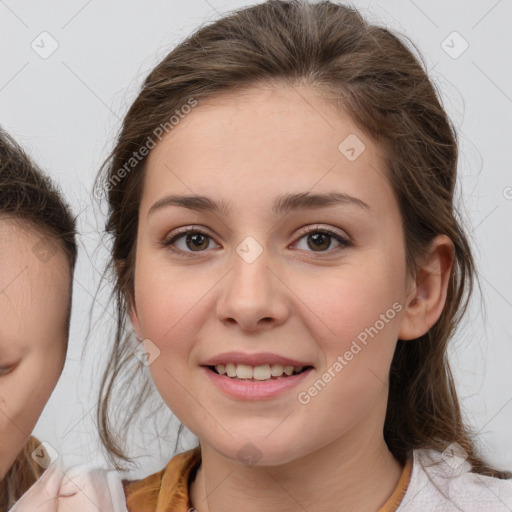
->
[0,128,77,509]
[45,0,512,510]
[92,0,512,510]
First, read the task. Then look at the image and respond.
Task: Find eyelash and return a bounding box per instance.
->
[0,365,16,376]
[162,225,353,258]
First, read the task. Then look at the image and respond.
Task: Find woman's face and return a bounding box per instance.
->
[131,85,417,465]
[0,220,70,479]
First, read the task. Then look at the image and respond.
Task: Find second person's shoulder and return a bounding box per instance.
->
[11,461,129,512]
[59,463,129,512]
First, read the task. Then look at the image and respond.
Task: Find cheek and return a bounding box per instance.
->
[134,262,206,348]
[289,269,404,438]
[1,318,67,430]
[1,352,64,429]
[295,258,405,380]
[0,350,63,476]
[312,264,401,330]
[133,258,213,398]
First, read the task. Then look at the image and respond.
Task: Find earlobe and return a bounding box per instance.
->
[398,235,454,341]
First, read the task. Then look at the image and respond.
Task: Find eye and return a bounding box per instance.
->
[162,228,220,256]
[162,225,352,257]
[293,226,353,255]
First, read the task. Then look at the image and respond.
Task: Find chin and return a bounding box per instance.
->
[210,436,303,468]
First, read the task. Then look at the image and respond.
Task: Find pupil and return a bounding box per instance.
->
[308,233,329,251]
[187,233,208,251]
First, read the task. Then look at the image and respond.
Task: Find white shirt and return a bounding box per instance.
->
[397,448,512,511]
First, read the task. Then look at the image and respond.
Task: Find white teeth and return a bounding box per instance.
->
[252,364,271,380]
[271,364,284,377]
[236,364,254,379]
[214,363,307,380]
[283,365,294,376]
[226,363,237,377]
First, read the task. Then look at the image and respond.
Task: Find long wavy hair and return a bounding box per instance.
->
[94,0,511,478]
[0,128,77,510]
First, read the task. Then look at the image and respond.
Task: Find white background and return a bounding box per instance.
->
[0,0,511,478]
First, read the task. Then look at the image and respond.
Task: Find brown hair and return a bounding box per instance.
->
[95,0,511,478]
[0,128,78,509]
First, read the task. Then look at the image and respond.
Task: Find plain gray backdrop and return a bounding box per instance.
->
[1,0,511,478]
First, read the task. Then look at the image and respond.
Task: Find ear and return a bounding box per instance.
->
[398,234,454,341]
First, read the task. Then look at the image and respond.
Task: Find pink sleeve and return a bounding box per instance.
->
[9,463,129,512]
[56,466,128,512]
[9,462,64,511]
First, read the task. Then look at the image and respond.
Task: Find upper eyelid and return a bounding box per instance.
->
[165,224,349,239]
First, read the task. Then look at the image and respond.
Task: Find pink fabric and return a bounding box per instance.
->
[9,461,128,512]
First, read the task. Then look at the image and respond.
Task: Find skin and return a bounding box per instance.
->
[130,84,453,512]
[0,219,70,481]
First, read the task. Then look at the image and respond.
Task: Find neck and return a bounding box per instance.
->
[189,426,403,512]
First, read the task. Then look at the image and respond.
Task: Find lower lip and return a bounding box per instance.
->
[202,366,313,400]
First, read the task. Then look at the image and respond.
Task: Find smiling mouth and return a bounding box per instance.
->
[207,364,313,381]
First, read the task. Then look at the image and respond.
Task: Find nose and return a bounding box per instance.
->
[216,243,290,332]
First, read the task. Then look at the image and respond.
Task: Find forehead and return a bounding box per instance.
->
[0,219,71,337]
[142,84,394,217]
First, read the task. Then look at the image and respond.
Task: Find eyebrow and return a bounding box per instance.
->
[147,191,372,218]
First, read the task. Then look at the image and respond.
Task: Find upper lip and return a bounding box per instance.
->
[201,351,313,367]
